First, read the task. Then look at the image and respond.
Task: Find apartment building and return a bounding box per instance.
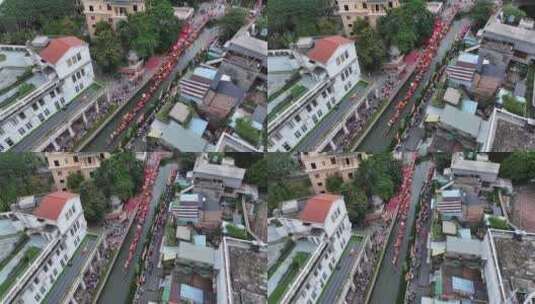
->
[300,152,367,193]
[81,0,146,38]
[336,0,400,35]
[268,194,352,304]
[0,192,87,304]
[0,36,96,151]
[45,152,110,191]
[268,35,362,152]
[191,154,246,202]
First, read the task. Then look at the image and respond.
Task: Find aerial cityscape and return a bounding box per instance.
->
[1,0,535,303]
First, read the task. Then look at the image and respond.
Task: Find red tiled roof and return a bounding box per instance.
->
[307,36,353,64]
[40,36,85,64]
[300,194,340,224]
[33,191,76,221]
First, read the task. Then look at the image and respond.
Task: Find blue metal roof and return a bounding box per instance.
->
[452,276,475,295]
[180,284,204,303]
[461,99,478,115]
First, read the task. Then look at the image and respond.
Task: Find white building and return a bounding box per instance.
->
[268,35,361,151]
[0,191,87,303]
[0,36,95,151]
[268,194,352,303]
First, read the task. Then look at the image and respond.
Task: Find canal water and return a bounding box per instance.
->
[82,28,218,151]
[369,160,431,304]
[357,18,470,152]
[97,163,173,304]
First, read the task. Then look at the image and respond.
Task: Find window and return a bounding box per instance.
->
[75,85,80,93]
[44,265,49,272]
[133,4,138,11]
[73,156,79,162]
[107,4,111,10]
[38,99,45,106]
[317,109,323,117]
[9,117,18,127]
[77,53,81,61]
[72,75,77,83]
[89,5,94,11]
[76,71,81,80]
[25,122,33,130]
[301,124,308,132]
[294,130,301,138]
[312,114,318,124]
[6,137,14,146]
[312,99,318,107]
[330,157,336,165]
[294,114,301,123]
[0,127,4,136]
[344,4,349,10]
[34,295,41,302]
[282,142,291,151]
[306,104,312,112]
[38,113,45,122]
[19,112,26,119]
[363,2,367,9]
[321,91,327,98]
[0,144,4,152]
[18,127,26,136]
[44,108,50,116]
[32,103,39,111]
[67,58,72,67]
[81,68,85,76]
[54,160,60,167]
[273,132,282,141]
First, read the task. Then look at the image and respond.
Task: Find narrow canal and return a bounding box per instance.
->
[82,28,218,151]
[357,18,470,152]
[369,160,431,304]
[97,163,173,304]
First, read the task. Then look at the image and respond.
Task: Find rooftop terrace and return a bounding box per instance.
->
[228,240,267,303]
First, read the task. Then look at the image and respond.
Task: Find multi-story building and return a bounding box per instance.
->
[268,35,362,152]
[336,0,400,35]
[482,229,535,304]
[81,0,146,38]
[0,36,97,152]
[300,152,367,193]
[191,154,246,202]
[45,152,110,191]
[0,192,88,303]
[267,194,353,304]
[480,13,535,69]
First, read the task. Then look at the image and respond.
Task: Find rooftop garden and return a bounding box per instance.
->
[225,223,249,240]
[235,117,262,146]
[502,94,526,117]
[0,246,41,299]
[268,238,295,277]
[487,216,512,230]
[268,84,308,121]
[269,251,310,304]
[268,71,301,103]
[155,101,175,123]
[165,218,177,246]
[0,234,29,273]
[0,66,33,97]
[0,53,5,62]
[0,82,36,109]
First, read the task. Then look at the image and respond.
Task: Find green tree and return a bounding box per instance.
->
[341,182,368,224]
[355,25,387,71]
[502,4,526,25]
[326,175,344,193]
[79,180,108,223]
[66,172,84,193]
[0,153,51,212]
[0,0,76,31]
[218,8,247,42]
[499,152,535,183]
[93,152,143,200]
[353,153,402,201]
[471,0,494,30]
[245,157,268,190]
[92,21,123,73]
[148,0,182,52]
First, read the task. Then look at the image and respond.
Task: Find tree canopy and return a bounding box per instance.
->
[353,153,402,201]
[92,21,123,74]
[471,0,494,30]
[67,172,85,193]
[93,152,144,201]
[79,180,108,223]
[0,153,52,212]
[354,20,387,71]
[0,0,76,32]
[267,0,337,48]
[502,4,526,25]
[376,0,434,54]
[218,8,247,43]
[499,152,535,183]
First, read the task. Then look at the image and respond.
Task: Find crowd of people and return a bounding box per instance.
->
[345,225,388,303]
[404,165,435,303]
